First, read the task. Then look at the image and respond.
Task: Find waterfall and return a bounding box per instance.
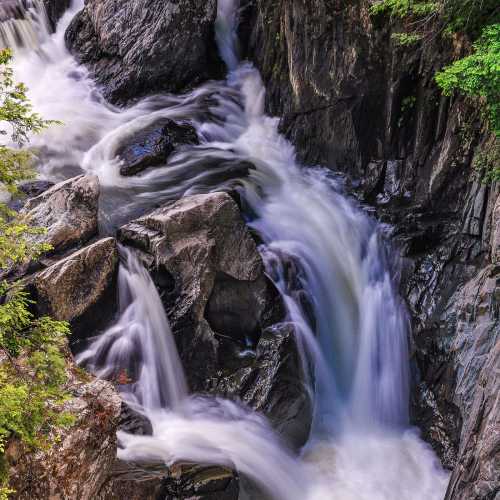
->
[77,247,188,410]
[1,1,450,498]
[0,0,50,50]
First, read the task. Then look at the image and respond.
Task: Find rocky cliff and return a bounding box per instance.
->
[242,0,499,497]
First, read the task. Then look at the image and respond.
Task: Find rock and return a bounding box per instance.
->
[8,375,122,500]
[8,180,55,211]
[162,463,239,500]
[443,265,500,500]
[98,461,239,500]
[117,119,199,176]
[29,237,119,344]
[244,1,499,487]
[209,323,312,449]
[21,174,99,254]
[491,191,500,264]
[65,0,223,103]
[119,192,311,446]
[118,403,153,436]
[43,0,70,30]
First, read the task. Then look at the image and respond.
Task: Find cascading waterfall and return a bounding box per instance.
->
[2,0,451,498]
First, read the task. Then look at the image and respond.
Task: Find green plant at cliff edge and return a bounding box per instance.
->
[436,24,500,137]
[0,48,73,497]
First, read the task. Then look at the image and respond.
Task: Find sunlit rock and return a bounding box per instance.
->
[29,237,119,343]
[21,174,99,254]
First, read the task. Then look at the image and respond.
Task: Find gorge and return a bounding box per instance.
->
[0,1,498,499]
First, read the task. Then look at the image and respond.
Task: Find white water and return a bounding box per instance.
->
[2,0,450,498]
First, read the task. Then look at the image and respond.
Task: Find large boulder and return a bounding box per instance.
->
[65,0,223,103]
[21,174,99,255]
[28,237,119,345]
[8,376,122,500]
[119,192,312,447]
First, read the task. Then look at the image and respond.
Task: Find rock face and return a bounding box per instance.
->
[21,174,99,254]
[119,192,312,446]
[243,0,499,494]
[29,237,119,344]
[8,376,122,500]
[65,0,223,103]
[444,266,500,500]
[117,119,199,176]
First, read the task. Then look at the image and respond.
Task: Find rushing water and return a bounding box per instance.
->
[2,0,450,498]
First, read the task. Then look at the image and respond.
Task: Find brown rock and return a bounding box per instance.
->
[21,175,99,254]
[29,237,119,344]
[8,376,122,500]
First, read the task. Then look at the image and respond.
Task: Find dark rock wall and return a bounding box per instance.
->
[242,0,499,494]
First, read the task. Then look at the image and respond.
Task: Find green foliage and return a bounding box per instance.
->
[370,0,439,19]
[0,49,72,497]
[0,49,56,269]
[473,139,500,183]
[391,32,423,46]
[0,283,73,493]
[436,24,500,136]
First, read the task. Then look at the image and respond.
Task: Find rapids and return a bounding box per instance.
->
[1,0,450,498]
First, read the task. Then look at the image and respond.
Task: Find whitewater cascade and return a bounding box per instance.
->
[2,0,450,498]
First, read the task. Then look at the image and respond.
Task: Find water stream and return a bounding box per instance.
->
[1,0,450,498]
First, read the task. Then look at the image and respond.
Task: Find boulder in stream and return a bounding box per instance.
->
[117,119,199,176]
[119,192,312,447]
[65,0,223,103]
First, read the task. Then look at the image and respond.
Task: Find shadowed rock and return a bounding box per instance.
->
[65,0,223,103]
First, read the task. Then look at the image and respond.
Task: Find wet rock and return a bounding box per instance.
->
[65,0,223,103]
[118,119,199,176]
[8,180,55,211]
[118,403,153,436]
[29,237,119,343]
[21,174,99,254]
[8,374,122,500]
[43,0,70,30]
[98,461,239,500]
[443,265,500,500]
[119,192,311,446]
[245,1,499,486]
[162,463,239,500]
[491,191,500,264]
[210,323,312,449]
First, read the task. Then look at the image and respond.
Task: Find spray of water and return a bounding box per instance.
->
[2,0,450,498]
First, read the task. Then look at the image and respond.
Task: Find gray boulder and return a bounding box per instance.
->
[21,174,99,255]
[119,192,312,447]
[29,237,119,343]
[65,0,223,103]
